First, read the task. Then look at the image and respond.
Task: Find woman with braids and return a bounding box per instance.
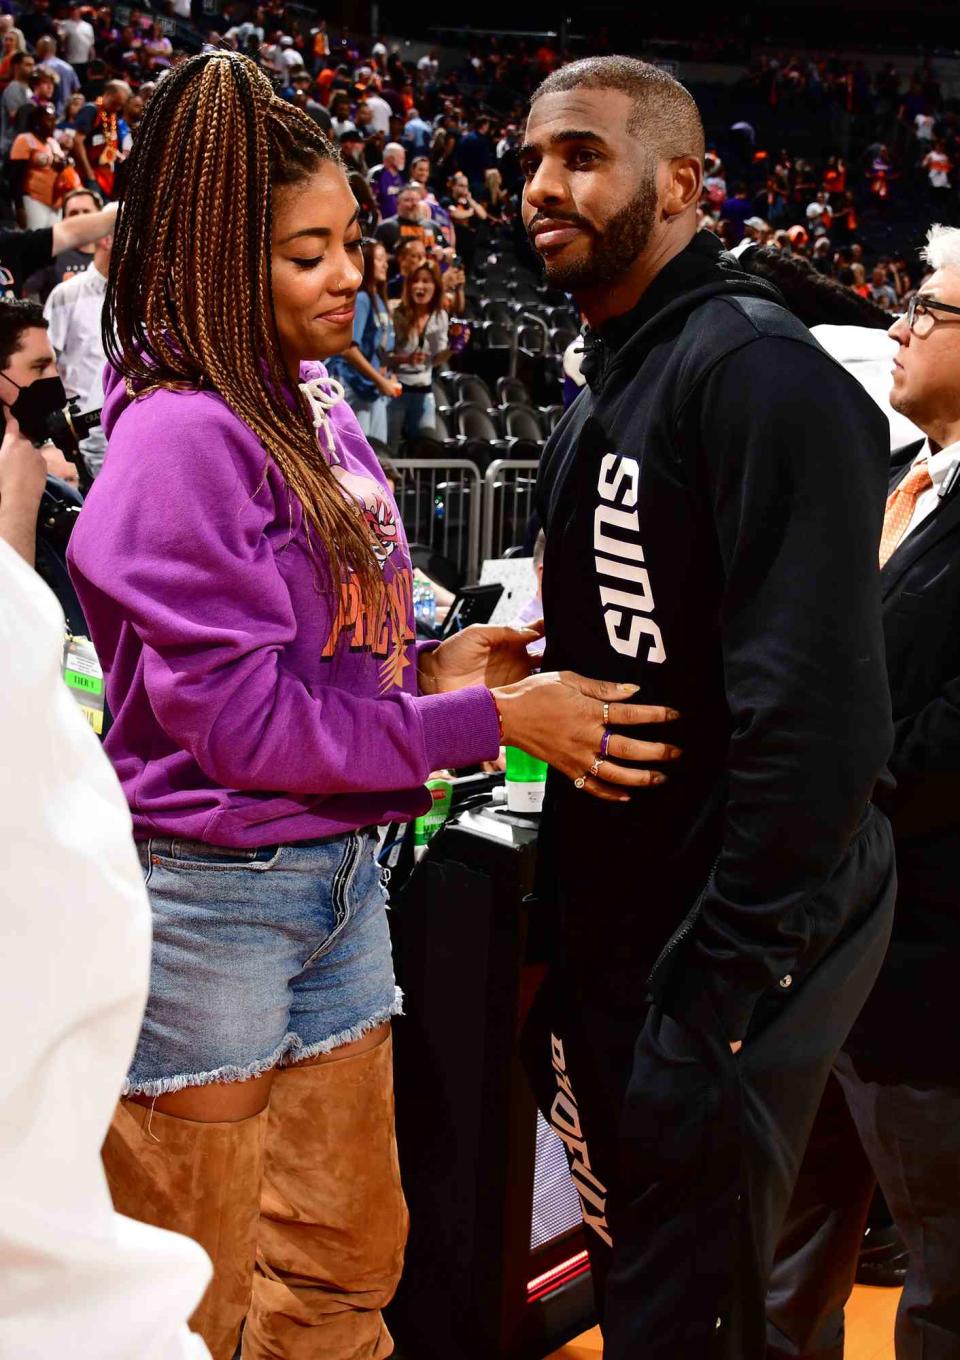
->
[66,52,672,1360]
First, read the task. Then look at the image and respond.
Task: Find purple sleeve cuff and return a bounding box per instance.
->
[417,685,501,772]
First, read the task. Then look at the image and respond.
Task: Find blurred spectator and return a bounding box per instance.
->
[869,264,899,310]
[362,79,391,136]
[327,240,400,443]
[408,155,453,240]
[743,215,768,243]
[35,33,80,117]
[143,21,172,73]
[386,235,427,301]
[457,114,494,191]
[482,167,511,224]
[923,139,953,220]
[329,90,354,138]
[43,224,111,475]
[72,80,131,198]
[386,259,449,449]
[404,105,432,151]
[373,140,405,218]
[1,52,35,155]
[721,181,752,243]
[339,127,367,175]
[444,169,488,271]
[59,3,96,88]
[10,101,77,229]
[290,70,330,133]
[376,184,444,253]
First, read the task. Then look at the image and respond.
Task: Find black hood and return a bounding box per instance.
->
[580,230,785,392]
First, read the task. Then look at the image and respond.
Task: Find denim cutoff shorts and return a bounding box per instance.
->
[125,830,402,1098]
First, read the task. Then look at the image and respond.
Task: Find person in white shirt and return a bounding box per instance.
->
[0,411,212,1360]
[44,228,110,475]
[417,49,439,82]
[277,35,303,76]
[362,79,392,137]
[58,3,96,78]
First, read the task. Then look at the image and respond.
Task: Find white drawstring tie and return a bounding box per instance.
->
[299,373,345,462]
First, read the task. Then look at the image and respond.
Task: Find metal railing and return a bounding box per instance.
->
[393,459,483,584]
[482,460,540,565]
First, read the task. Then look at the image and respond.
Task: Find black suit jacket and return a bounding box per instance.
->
[848,438,960,1079]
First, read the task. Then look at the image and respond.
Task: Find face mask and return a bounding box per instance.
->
[1,373,67,443]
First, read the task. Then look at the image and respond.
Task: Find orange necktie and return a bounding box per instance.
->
[879,460,933,567]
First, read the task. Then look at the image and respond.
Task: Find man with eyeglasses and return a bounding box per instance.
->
[767,224,960,1360]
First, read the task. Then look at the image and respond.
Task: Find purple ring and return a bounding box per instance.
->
[600,729,611,759]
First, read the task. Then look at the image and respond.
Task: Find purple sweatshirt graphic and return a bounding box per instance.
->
[67,362,499,846]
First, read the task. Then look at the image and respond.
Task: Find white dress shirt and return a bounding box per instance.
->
[902,438,960,539]
[0,540,211,1359]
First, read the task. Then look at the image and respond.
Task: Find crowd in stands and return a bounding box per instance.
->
[0,0,956,461]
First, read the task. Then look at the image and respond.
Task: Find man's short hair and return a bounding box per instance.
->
[922,223,960,274]
[384,141,405,160]
[530,55,705,163]
[11,52,31,74]
[0,299,47,370]
[62,185,103,213]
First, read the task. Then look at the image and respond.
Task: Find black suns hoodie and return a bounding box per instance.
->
[535,228,894,1042]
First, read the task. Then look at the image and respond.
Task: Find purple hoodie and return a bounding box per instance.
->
[67,361,500,846]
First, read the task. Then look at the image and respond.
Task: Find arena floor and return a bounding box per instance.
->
[550,1285,901,1360]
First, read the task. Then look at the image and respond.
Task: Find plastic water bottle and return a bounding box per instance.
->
[414,579,437,628]
[505,745,548,814]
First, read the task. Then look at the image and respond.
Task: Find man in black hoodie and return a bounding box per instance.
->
[519,56,897,1360]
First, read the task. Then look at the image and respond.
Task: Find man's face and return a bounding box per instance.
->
[521,88,659,292]
[399,240,426,274]
[19,56,35,82]
[0,327,58,400]
[65,192,98,220]
[397,189,419,219]
[872,266,887,286]
[356,104,372,127]
[889,268,960,431]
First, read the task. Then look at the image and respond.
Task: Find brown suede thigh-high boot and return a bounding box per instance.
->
[103,1100,268,1360]
[243,1031,409,1360]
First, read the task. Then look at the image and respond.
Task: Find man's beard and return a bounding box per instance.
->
[529,177,659,292]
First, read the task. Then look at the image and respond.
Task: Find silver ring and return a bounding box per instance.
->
[574,775,587,789]
[602,701,610,726]
[589,760,602,777]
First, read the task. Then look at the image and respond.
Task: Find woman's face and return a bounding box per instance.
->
[371,243,389,284]
[271,161,363,369]
[3,34,16,53]
[408,267,436,308]
[68,93,84,116]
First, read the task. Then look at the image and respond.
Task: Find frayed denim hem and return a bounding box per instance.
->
[122,986,405,1098]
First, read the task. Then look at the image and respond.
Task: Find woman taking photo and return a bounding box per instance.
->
[67,52,672,1360]
[327,239,400,442]
[386,258,448,448]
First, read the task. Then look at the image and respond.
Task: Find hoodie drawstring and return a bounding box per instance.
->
[299,374,345,464]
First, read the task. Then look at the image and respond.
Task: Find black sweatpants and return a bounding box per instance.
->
[766,1052,960,1360]
[523,808,896,1360]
